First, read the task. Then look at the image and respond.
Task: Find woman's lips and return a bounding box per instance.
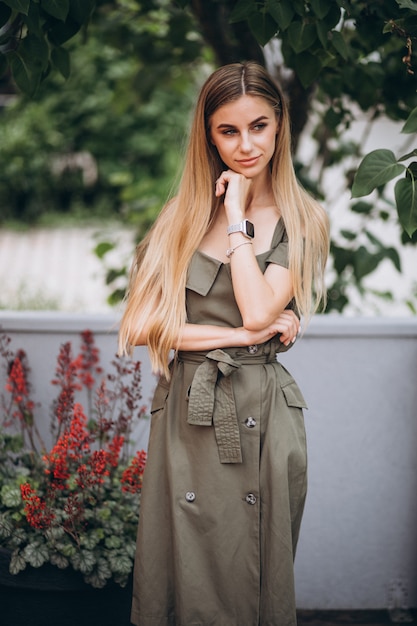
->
[236,156,260,166]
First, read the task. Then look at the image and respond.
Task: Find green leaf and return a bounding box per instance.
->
[1,485,22,508]
[266,0,294,31]
[385,247,402,272]
[94,241,115,259]
[49,552,69,569]
[353,246,382,281]
[105,535,122,549]
[316,20,329,48]
[395,176,417,237]
[51,46,70,79]
[108,552,132,575]
[9,53,37,95]
[330,243,354,274]
[57,543,76,558]
[23,542,49,568]
[248,11,278,46]
[331,30,350,60]
[9,31,49,94]
[293,51,322,87]
[45,526,65,541]
[0,513,13,538]
[398,149,417,161]
[108,289,126,306]
[365,231,402,272]
[351,201,373,214]
[68,0,96,24]
[71,550,96,574]
[352,150,405,197]
[80,531,100,550]
[310,0,331,19]
[341,229,356,241]
[9,550,27,575]
[41,0,69,21]
[401,107,417,134]
[288,21,317,53]
[105,267,126,285]
[47,18,82,46]
[84,558,112,589]
[2,0,30,15]
[369,289,394,301]
[23,1,44,38]
[230,0,256,23]
[396,0,417,11]
[407,161,417,179]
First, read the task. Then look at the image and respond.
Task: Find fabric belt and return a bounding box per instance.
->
[177,347,278,464]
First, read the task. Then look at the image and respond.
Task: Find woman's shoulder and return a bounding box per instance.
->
[270,217,287,248]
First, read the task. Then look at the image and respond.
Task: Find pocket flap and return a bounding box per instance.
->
[281,380,308,409]
[186,252,222,296]
[150,377,170,414]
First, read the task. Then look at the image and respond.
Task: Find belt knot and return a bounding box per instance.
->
[187,349,242,464]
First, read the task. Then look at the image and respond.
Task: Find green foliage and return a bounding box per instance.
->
[352,108,417,237]
[0,0,95,95]
[0,2,203,226]
[0,331,148,588]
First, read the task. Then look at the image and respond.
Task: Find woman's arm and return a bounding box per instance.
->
[175,309,299,351]
[132,311,299,352]
[216,170,294,330]
[228,242,293,330]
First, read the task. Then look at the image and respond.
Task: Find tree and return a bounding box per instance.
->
[1,0,416,312]
[0,1,204,224]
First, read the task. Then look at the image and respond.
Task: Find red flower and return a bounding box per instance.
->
[107,435,124,468]
[121,450,147,494]
[20,483,55,530]
[45,403,91,486]
[5,352,34,420]
[77,330,103,389]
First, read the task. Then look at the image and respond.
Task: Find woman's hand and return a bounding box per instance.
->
[240,309,300,347]
[215,170,252,221]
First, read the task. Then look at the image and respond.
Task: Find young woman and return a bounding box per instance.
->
[119,61,329,626]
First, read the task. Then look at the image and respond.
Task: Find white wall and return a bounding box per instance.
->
[0,312,416,610]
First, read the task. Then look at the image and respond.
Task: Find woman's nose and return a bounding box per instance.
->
[240,132,253,152]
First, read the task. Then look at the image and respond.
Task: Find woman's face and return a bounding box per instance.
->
[209,94,279,179]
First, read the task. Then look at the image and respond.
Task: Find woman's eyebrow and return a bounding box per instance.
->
[216,115,269,129]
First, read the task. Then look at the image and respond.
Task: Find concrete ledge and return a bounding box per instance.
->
[1,310,417,336]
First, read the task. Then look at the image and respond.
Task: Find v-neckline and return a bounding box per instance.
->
[196,217,283,266]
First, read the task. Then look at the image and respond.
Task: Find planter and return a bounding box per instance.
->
[0,548,133,626]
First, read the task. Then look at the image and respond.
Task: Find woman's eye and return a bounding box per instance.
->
[222,129,237,135]
[253,123,267,131]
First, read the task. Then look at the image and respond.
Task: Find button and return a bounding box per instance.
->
[247,344,258,354]
[185,492,196,503]
[245,493,257,505]
[245,417,256,428]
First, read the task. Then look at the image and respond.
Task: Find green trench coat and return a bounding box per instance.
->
[131,219,308,626]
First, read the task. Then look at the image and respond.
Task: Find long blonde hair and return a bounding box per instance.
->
[119,62,329,376]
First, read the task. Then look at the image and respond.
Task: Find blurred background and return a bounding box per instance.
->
[0,0,416,317]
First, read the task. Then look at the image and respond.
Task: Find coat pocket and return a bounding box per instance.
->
[150,376,170,415]
[281,380,308,410]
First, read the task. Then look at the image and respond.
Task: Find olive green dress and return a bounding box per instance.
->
[131,219,308,626]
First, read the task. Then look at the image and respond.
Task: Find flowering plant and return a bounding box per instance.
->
[0,330,147,589]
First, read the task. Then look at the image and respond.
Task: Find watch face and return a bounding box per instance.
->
[245,221,255,238]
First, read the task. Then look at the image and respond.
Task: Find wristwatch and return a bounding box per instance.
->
[227,219,255,239]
